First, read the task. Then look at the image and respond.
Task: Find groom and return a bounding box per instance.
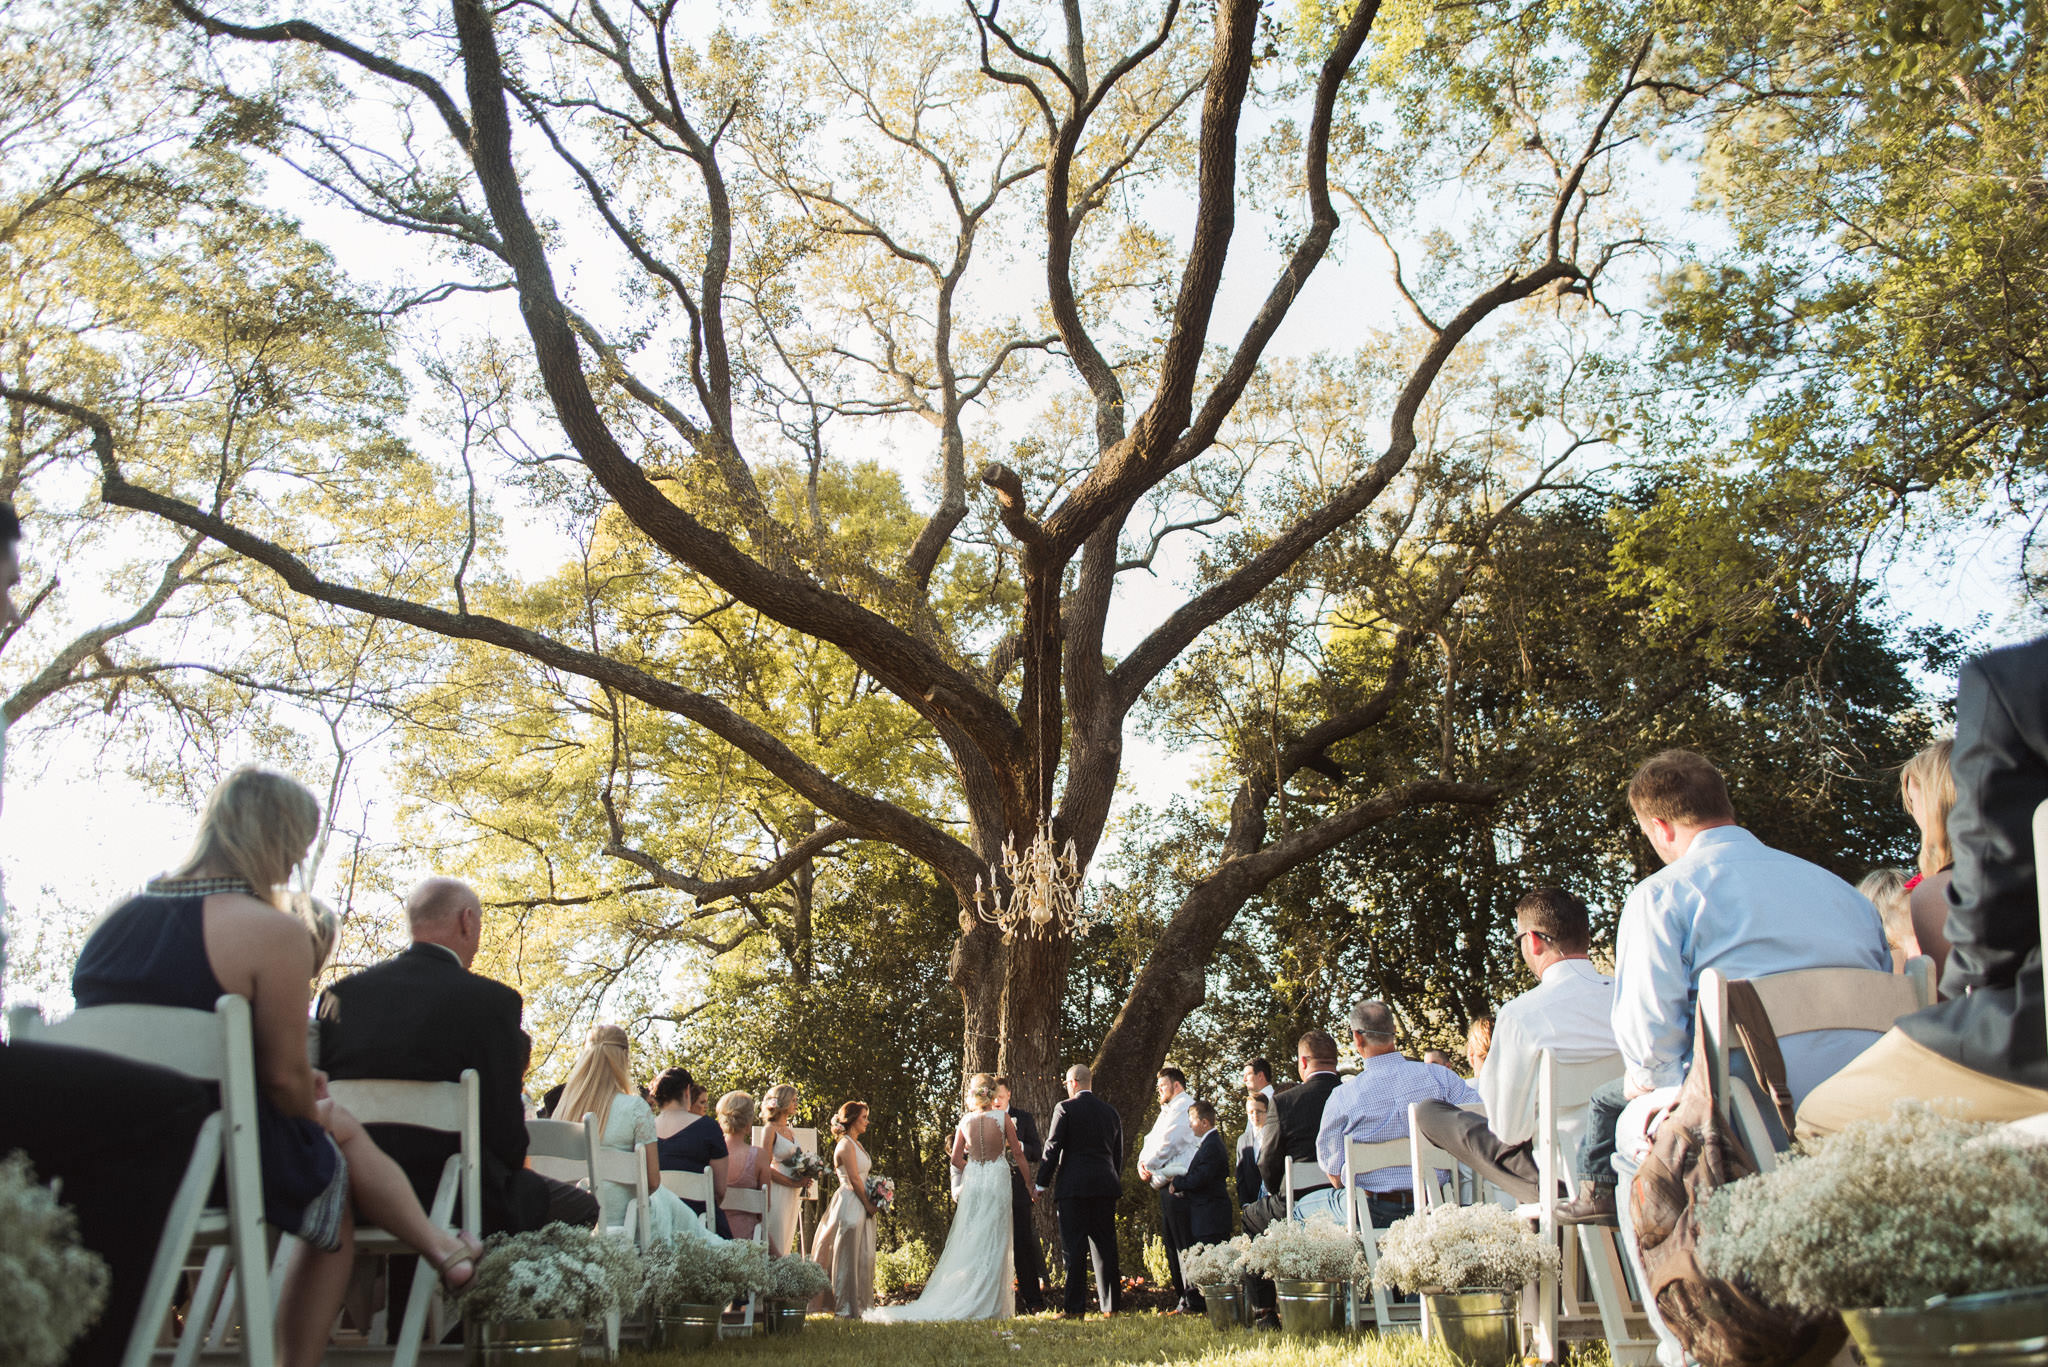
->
[1035,1063,1124,1319]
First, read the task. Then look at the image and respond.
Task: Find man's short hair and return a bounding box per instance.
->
[1157,1065,1187,1088]
[1190,1099,1217,1126]
[1067,1063,1092,1087]
[1245,1056,1272,1082]
[406,877,479,930]
[993,1075,1011,1091]
[1627,749,1736,826]
[1248,1091,1270,1116]
[1514,887,1592,953]
[1297,1028,1338,1065]
[1348,1000,1396,1040]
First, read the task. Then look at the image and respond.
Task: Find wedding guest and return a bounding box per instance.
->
[1465,1017,1494,1074]
[1901,739,1957,979]
[1234,1091,1272,1206]
[1241,1031,1346,1330]
[1136,1065,1200,1313]
[556,1027,700,1241]
[71,768,482,1367]
[716,1091,765,1242]
[760,1083,806,1255]
[654,1067,732,1237]
[811,1101,878,1317]
[1169,1099,1233,1250]
[1233,1058,1274,1206]
[1857,868,1917,970]
[1421,1048,1455,1069]
[994,1076,1049,1312]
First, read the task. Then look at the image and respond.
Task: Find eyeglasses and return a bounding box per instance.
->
[1518,927,1551,947]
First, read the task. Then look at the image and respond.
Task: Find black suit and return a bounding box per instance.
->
[1036,1089,1123,1315]
[1171,1129,1233,1246]
[1005,1106,1048,1310]
[1900,635,2048,1086]
[1257,1072,1342,1203]
[318,943,584,1234]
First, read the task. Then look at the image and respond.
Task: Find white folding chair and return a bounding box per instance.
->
[1700,958,1935,1176]
[1341,1137,1422,1335]
[592,1126,656,1248]
[1407,1101,1491,1214]
[526,1116,599,1190]
[658,1168,717,1237]
[719,1186,771,1333]
[323,1071,481,1367]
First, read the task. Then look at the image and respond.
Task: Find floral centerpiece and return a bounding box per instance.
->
[1179,1235,1252,1287]
[760,1252,829,1304]
[641,1234,768,1312]
[1240,1215,1367,1283]
[866,1174,896,1215]
[1372,1203,1559,1295]
[457,1223,640,1360]
[0,1151,110,1367]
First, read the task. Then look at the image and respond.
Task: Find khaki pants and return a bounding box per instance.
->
[1795,1028,2048,1143]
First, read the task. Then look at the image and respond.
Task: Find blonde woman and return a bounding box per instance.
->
[810,1101,877,1317]
[71,768,479,1367]
[1857,868,1916,971]
[759,1083,806,1255]
[868,1073,1029,1322]
[554,1026,706,1242]
[1901,739,1957,979]
[716,1091,764,1242]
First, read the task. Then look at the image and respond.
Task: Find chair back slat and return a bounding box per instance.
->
[720,1188,770,1215]
[1544,1054,1623,1113]
[25,1000,234,1081]
[660,1169,715,1204]
[327,1077,470,1131]
[525,1117,591,1160]
[1745,965,1931,1037]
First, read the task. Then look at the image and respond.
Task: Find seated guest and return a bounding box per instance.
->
[1560,749,1891,1226]
[1170,1099,1233,1246]
[1900,739,1958,980]
[1857,868,1916,970]
[1465,1016,1493,1074]
[558,1028,707,1241]
[1413,888,1615,1203]
[1800,638,2048,1137]
[654,1067,732,1237]
[1235,1090,1273,1206]
[1299,1001,1479,1228]
[319,876,597,1234]
[72,768,482,1367]
[1240,1031,1346,1330]
[717,1091,764,1242]
[1234,1058,1274,1205]
[1421,1048,1455,1069]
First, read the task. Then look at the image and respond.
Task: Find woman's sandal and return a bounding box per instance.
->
[433,1232,484,1292]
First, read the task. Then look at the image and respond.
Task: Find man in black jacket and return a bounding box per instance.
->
[1801,635,2048,1135]
[1236,1029,1344,1328]
[317,878,597,1233]
[1035,1063,1124,1318]
[996,1077,1049,1313]
[1168,1099,1233,1312]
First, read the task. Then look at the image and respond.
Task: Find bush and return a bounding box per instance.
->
[1142,1234,1173,1288]
[458,1225,640,1322]
[1373,1203,1559,1294]
[0,1151,109,1367]
[876,1238,935,1298]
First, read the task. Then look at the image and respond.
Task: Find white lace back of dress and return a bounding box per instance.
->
[963,1109,1006,1165]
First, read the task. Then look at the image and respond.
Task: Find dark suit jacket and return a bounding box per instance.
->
[1036,1089,1123,1200]
[317,944,534,1228]
[1234,1140,1263,1206]
[1007,1106,1042,1174]
[1900,635,2048,1087]
[1171,1129,1232,1242]
[1261,1073,1341,1196]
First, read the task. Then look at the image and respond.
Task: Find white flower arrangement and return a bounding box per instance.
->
[1179,1235,1252,1286]
[759,1251,830,1303]
[1239,1215,1369,1283]
[458,1224,642,1323]
[641,1234,769,1311]
[1372,1202,1560,1294]
[0,1151,110,1367]
[1696,1102,2048,1314]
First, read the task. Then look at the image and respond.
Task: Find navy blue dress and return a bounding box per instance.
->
[73,888,348,1250]
[656,1113,732,1238]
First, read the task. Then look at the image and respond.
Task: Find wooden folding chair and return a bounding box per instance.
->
[10,995,274,1367]
[1341,1137,1422,1335]
[322,1071,480,1367]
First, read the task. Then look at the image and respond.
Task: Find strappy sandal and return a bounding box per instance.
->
[433,1232,484,1292]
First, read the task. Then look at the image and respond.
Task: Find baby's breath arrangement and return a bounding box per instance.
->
[1697,1103,2048,1313]
[457,1224,641,1323]
[1239,1216,1368,1283]
[1372,1202,1560,1294]
[0,1151,109,1367]
[1179,1235,1252,1286]
[760,1251,830,1303]
[641,1234,769,1311]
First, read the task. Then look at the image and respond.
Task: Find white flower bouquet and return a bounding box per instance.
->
[642,1234,770,1311]
[458,1224,641,1323]
[1697,1103,2048,1314]
[1179,1235,1252,1286]
[1239,1215,1368,1283]
[0,1151,110,1367]
[1372,1202,1560,1294]
[760,1251,830,1304]
[777,1150,826,1184]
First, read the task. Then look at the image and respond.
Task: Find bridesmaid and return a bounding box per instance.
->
[716,1091,764,1242]
[809,1101,877,1318]
[760,1083,806,1255]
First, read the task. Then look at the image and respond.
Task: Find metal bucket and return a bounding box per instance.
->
[1273,1279,1345,1334]
[1195,1282,1244,1329]
[1843,1286,2048,1366]
[465,1319,584,1367]
[650,1303,723,1352]
[764,1300,808,1334]
[1423,1291,1520,1367]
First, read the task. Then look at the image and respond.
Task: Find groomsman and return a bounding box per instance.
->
[1169,1100,1234,1312]
[1137,1066,1200,1313]
[995,1077,1048,1313]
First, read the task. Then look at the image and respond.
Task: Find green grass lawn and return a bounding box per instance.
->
[626,1312,1619,1366]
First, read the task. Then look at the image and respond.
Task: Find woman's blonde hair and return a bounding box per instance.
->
[762,1084,799,1124]
[965,1072,998,1110]
[177,766,321,910]
[554,1025,633,1138]
[1858,867,1915,953]
[717,1090,757,1137]
[1900,739,1956,877]
[1465,1016,1494,1072]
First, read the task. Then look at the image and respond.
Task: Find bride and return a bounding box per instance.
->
[867,1073,1032,1322]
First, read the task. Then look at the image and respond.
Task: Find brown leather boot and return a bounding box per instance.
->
[1554,1180,1618,1226]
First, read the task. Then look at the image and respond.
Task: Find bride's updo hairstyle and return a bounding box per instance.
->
[965,1072,998,1110]
[830,1101,868,1137]
[762,1084,799,1124]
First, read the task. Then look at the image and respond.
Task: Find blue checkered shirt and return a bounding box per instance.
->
[1314,1053,1480,1193]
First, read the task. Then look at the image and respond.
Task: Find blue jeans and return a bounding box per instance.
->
[1576,1077,1630,1193]
[1291,1185,1411,1229]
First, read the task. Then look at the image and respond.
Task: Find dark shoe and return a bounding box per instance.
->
[1252,1313,1281,1332]
[1060,1311,1083,1321]
[1555,1180,1618,1226]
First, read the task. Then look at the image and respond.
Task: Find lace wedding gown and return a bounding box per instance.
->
[867,1109,1015,1322]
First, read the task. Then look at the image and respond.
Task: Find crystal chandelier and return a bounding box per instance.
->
[972,818,1083,939]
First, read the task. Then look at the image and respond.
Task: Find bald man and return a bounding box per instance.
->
[317,879,595,1233]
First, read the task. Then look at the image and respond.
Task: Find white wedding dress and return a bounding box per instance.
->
[866,1109,1015,1322]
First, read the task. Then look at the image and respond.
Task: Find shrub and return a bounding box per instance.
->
[1697,1103,2048,1313]
[876,1238,934,1298]
[1142,1234,1172,1288]
[1372,1203,1560,1294]
[458,1224,640,1322]
[0,1151,109,1367]
[642,1235,767,1311]
[1239,1216,1368,1283]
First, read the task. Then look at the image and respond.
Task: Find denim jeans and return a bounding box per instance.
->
[1576,1076,1630,1192]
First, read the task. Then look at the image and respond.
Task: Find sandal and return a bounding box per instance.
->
[433,1232,484,1292]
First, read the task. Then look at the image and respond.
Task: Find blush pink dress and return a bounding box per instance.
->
[724,1138,764,1242]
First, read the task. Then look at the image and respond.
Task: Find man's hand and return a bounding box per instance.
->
[1138,1163,1151,1182]
[311,1069,331,1102]
[1328,1172,1342,1188]
[1624,1081,1650,1101]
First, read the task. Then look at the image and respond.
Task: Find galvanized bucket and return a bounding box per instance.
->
[465,1318,584,1367]
[1195,1282,1244,1329]
[764,1299,808,1334]
[1843,1285,2048,1366]
[650,1302,723,1352]
[1273,1279,1345,1334]
[1423,1290,1520,1367]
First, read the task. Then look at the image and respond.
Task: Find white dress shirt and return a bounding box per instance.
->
[1138,1090,1199,1188]
[1478,957,1617,1149]
[1315,1055,1479,1191]
[1612,825,1891,1102]
[1236,1083,1275,1157]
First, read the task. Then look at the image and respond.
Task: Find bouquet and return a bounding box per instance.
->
[777,1150,826,1184]
[1179,1235,1252,1287]
[866,1174,896,1215]
[1239,1215,1368,1284]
